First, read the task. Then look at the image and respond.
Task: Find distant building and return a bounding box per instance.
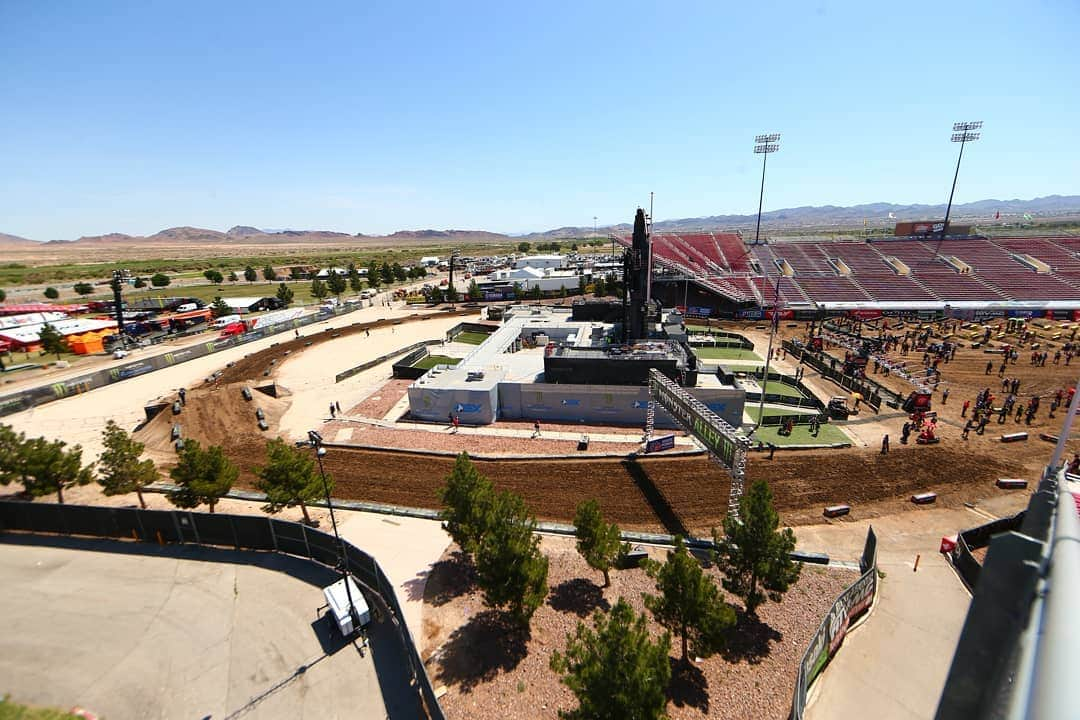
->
[513,255,565,271]
[219,296,281,314]
[420,256,440,267]
[315,267,350,278]
[274,265,317,280]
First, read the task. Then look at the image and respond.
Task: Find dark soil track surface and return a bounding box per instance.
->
[140,314,1038,535]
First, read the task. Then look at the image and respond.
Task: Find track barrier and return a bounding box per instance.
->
[790,526,878,720]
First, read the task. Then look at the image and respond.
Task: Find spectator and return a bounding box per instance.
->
[881,434,889,454]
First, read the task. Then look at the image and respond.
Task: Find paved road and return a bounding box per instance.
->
[796,507,1011,720]
[0,536,423,720]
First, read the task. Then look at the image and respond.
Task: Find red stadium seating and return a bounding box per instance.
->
[620,234,1080,306]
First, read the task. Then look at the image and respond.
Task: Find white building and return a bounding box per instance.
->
[513,254,564,271]
[481,266,585,294]
[420,256,440,267]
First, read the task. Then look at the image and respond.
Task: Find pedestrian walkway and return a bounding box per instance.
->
[798,511,975,720]
[334,415,698,446]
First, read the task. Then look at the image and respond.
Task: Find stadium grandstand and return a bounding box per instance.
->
[627,232,1080,317]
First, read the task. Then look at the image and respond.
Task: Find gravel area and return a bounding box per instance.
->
[423,536,856,720]
[347,378,412,419]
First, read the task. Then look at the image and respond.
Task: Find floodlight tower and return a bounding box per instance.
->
[751,133,781,435]
[753,133,780,246]
[938,121,982,246]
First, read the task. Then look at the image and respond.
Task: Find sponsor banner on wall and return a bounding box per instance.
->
[644,434,676,453]
[737,309,764,320]
[801,568,877,687]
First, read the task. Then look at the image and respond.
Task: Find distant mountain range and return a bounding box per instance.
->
[3,194,1078,248]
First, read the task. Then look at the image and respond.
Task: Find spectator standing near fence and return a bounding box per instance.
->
[881,434,889,454]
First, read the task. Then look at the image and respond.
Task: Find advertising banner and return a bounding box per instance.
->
[649,369,746,471]
[644,434,676,453]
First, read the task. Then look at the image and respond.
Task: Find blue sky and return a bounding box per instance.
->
[2,0,1077,240]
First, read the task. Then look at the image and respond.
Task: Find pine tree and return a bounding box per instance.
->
[348,264,362,292]
[475,489,549,625]
[438,452,494,555]
[327,271,347,298]
[592,275,605,296]
[645,536,735,661]
[244,265,258,282]
[275,282,294,307]
[39,323,68,359]
[550,598,672,720]
[713,480,801,615]
[310,278,329,300]
[20,437,94,504]
[167,440,237,513]
[150,273,171,287]
[367,267,382,289]
[255,438,328,525]
[262,265,276,282]
[98,420,157,508]
[43,287,59,299]
[573,499,624,587]
[0,424,29,487]
[210,297,231,318]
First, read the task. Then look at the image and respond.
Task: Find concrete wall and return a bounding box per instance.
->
[407,382,499,424]
[498,382,744,428]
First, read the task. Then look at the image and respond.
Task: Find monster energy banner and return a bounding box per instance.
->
[648,368,747,472]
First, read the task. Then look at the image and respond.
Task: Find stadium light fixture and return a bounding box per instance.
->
[935,120,983,256]
[751,132,782,436]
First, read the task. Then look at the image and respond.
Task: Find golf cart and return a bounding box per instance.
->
[828,397,853,420]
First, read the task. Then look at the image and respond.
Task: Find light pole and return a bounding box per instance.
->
[934,121,982,258]
[752,133,781,434]
[308,430,359,632]
[753,133,780,245]
[111,269,130,349]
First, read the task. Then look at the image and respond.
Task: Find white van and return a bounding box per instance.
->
[212,314,241,328]
[176,302,199,312]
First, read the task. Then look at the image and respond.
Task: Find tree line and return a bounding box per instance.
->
[0,423,334,522]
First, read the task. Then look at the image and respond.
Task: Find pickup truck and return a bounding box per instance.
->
[218,321,249,337]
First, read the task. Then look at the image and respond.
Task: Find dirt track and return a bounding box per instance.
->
[135,316,1049,535]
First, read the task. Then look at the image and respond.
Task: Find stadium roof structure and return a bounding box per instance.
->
[0,318,117,346]
[0,303,88,315]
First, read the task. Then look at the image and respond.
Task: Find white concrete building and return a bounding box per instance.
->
[513,254,565,271]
